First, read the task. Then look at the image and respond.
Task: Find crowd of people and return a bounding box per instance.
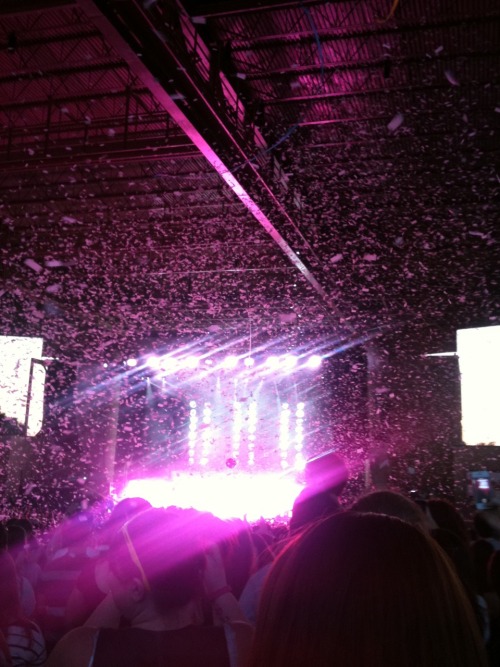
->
[0,451,499,666]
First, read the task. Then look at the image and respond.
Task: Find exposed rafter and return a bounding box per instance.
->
[76,0,338,313]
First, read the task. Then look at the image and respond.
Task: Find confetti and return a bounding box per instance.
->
[387,112,404,132]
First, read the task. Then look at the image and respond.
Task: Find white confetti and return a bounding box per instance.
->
[387,112,404,132]
[444,69,459,86]
[434,45,444,55]
[330,253,343,263]
[363,254,378,262]
[46,284,61,293]
[24,258,43,273]
[45,259,64,267]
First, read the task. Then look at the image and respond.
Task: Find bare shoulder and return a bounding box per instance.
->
[46,626,98,667]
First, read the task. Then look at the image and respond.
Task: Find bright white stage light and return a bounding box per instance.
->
[265,356,280,370]
[243,357,255,367]
[222,355,239,369]
[146,355,160,369]
[282,355,298,370]
[294,453,306,471]
[247,400,257,465]
[279,403,291,468]
[126,358,138,368]
[185,355,200,369]
[232,401,243,458]
[161,356,177,372]
[119,472,304,521]
[306,354,322,369]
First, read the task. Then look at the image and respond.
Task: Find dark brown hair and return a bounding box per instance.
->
[249,512,487,667]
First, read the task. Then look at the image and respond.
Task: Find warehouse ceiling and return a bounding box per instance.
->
[0,0,499,363]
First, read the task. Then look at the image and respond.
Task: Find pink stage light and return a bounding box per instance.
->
[126,358,138,368]
[118,472,304,521]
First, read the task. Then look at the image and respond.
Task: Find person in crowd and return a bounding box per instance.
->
[65,497,153,628]
[248,511,488,667]
[426,498,471,547]
[351,489,430,531]
[220,520,256,601]
[36,510,96,651]
[7,520,42,591]
[290,450,348,533]
[474,509,500,550]
[5,523,37,619]
[0,631,9,667]
[486,550,500,664]
[0,551,47,667]
[47,507,252,667]
[431,527,489,642]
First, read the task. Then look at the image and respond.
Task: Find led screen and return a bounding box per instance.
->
[0,336,45,436]
[457,325,500,446]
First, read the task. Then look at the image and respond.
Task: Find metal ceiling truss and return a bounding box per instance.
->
[74,0,340,316]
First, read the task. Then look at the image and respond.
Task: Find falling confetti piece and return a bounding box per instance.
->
[24,258,43,272]
[330,254,343,263]
[444,69,459,86]
[387,112,404,132]
[363,254,378,262]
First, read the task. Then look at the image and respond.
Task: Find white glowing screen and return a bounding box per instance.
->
[0,336,45,436]
[457,325,500,446]
[119,471,303,521]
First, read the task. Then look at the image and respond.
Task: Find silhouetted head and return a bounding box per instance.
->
[250,512,487,667]
[107,507,207,618]
[304,451,348,495]
[352,490,428,531]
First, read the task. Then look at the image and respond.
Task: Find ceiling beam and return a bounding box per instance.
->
[0,142,200,172]
[0,0,75,16]
[76,0,337,312]
[183,0,328,20]
[226,14,500,50]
